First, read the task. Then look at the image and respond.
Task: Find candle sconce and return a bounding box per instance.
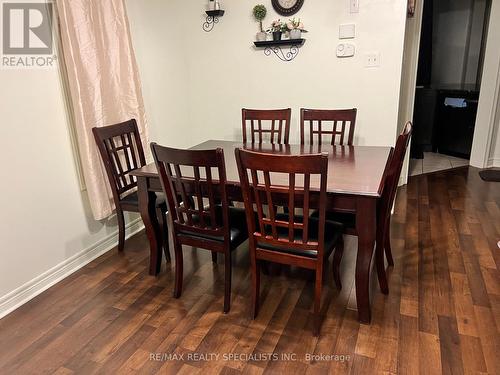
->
[203,1,224,32]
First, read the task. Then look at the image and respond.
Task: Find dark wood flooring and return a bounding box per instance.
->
[0,167,499,374]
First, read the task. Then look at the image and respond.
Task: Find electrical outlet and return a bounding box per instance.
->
[365,53,380,67]
[350,0,359,14]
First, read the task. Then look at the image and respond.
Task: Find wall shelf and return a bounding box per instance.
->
[203,10,225,32]
[253,39,306,62]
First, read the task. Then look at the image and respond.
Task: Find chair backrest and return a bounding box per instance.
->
[380,122,413,222]
[300,108,357,146]
[242,108,292,144]
[235,148,329,259]
[151,144,230,243]
[92,119,146,200]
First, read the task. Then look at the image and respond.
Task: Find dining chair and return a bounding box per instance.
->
[300,108,357,146]
[235,148,344,336]
[151,144,250,313]
[242,108,292,144]
[326,122,413,294]
[92,120,169,260]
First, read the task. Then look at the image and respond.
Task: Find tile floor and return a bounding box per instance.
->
[409,152,469,176]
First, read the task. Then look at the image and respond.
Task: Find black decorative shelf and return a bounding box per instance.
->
[253,39,306,62]
[206,10,225,17]
[203,10,225,32]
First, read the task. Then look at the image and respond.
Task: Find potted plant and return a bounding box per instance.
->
[287,18,307,40]
[253,4,267,41]
[268,19,286,41]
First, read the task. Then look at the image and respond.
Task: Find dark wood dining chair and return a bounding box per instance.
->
[235,149,344,336]
[151,144,250,313]
[327,122,413,294]
[92,120,169,261]
[242,108,291,144]
[300,108,357,146]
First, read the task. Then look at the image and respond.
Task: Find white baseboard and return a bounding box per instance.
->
[0,218,144,320]
[489,158,500,168]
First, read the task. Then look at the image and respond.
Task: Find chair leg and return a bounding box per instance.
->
[376,227,389,295]
[313,268,323,337]
[116,208,126,252]
[384,220,394,266]
[212,251,218,264]
[173,241,183,298]
[157,208,171,263]
[223,251,232,314]
[332,237,344,290]
[251,260,261,319]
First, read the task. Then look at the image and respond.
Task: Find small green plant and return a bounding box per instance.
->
[253,4,267,32]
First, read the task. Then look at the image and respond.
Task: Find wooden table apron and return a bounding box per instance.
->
[131,140,391,324]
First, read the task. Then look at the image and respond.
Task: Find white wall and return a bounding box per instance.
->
[0,65,141,316]
[432,0,486,86]
[125,0,191,149]
[177,0,407,148]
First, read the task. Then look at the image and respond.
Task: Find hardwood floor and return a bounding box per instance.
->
[0,166,499,374]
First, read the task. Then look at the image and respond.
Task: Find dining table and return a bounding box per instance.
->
[130,140,393,324]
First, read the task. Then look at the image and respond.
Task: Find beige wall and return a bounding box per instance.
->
[125,0,191,148]
[0,65,140,316]
[179,0,407,147]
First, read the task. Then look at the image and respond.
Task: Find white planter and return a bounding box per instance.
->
[256,32,267,42]
[290,29,302,39]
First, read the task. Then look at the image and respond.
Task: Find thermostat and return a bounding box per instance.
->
[336,43,355,57]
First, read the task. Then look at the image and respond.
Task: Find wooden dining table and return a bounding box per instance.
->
[130,140,392,324]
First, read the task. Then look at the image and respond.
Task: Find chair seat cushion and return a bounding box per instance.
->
[258,214,344,258]
[120,191,165,208]
[180,206,251,250]
[311,210,356,229]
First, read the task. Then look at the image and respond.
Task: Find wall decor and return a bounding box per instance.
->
[254,39,305,62]
[203,1,224,32]
[203,10,225,32]
[271,0,304,17]
[253,4,268,42]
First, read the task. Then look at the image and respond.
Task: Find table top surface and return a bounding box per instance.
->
[131,140,392,197]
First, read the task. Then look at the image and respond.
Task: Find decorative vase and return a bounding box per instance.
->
[208,0,215,11]
[256,32,267,42]
[272,31,282,41]
[290,29,302,40]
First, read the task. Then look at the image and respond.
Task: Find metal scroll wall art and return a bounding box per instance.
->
[254,39,306,62]
[264,44,300,62]
[203,10,225,32]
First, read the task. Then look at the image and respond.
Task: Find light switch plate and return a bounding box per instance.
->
[339,24,356,39]
[350,0,359,13]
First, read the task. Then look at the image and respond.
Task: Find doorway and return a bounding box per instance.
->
[409,0,492,177]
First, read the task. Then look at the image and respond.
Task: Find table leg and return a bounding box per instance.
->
[355,196,377,324]
[137,176,163,276]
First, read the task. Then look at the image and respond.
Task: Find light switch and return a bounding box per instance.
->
[339,24,355,39]
[350,0,359,14]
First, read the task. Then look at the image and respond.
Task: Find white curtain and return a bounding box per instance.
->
[56,0,149,220]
